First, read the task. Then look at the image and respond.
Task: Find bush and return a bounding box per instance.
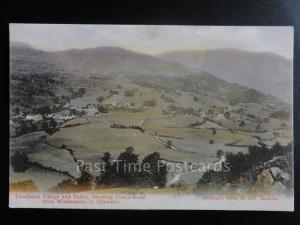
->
[124,90,135,97]
[97,104,109,113]
[270,110,290,120]
[199,142,292,185]
[98,147,167,188]
[143,99,157,107]
[193,96,199,102]
[97,96,105,103]
[109,89,119,95]
[11,151,29,172]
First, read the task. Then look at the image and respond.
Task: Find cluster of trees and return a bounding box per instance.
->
[97,96,105,103]
[167,104,196,116]
[198,142,292,186]
[143,99,157,107]
[97,104,109,113]
[15,118,57,136]
[124,90,135,97]
[270,110,290,120]
[161,94,175,103]
[11,151,29,172]
[187,121,205,128]
[80,147,168,188]
[33,105,52,115]
[110,124,145,133]
[109,89,119,95]
[193,96,199,102]
[69,87,86,98]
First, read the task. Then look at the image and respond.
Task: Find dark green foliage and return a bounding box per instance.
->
[109,89,119,95]
[142,152,167,187]
[166,140,173,149]
[270,110,290,120]
[97,96,105,103]
[11,151,29,172]
[15,120,38,136]
[124,90,135,97]
[161,94,175,103]
[239,120,246,127]
[193,96,199,102]
[199,142,292,186]
[216,149,224,158]
[70,87,86,98]
[143,99,157,107]
[212,128,217,135]
[97,104,109,113]
[224,111,230,119]
[37,105,51,115]
[78,88,86,97]
[98,147,167,188]
[129,74,281,106]
[70,108,85,116]
[77,164,93,185]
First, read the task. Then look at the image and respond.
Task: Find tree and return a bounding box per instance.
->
[212,128,217,135]
[208,108,214,116]
[14,107,20,114]
[239,120,246,127]
[77,164,93,185]
[124,90,135,97]
[37,105,51,115]
[101,152,112,165]
[216,149,224,158]
[97,104,108,113]
[78,88,86,97]
[11,151,29,172]
[49,118,57,128]
[166,140,173,149]
[142,152,167,187]
[115,146,139,184]
[143,99,157,107]
[97,152,113,184]
[224,111,230,119]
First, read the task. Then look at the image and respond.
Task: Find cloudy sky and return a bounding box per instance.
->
[10,24,293,59]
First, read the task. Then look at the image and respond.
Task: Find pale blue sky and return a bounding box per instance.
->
[10,24,293,59]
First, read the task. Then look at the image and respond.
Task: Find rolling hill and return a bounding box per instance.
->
[10,43,283,106]
[159,49,293,103]
[10,42,197,77]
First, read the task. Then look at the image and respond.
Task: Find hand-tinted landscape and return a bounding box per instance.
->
[9,25,293,200]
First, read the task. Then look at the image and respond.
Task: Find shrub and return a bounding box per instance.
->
[124,90,135,97]
[11,151,29,172]
[143,99,157,107]
[97,96,105,103]
[193,96,199,102]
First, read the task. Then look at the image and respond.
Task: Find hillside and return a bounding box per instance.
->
[159,49,293,103]
[10,44,197,77]
[10,43,293,193]
[10,43,282,107]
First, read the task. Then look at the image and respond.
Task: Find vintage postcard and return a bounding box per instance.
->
[9,24,294,210]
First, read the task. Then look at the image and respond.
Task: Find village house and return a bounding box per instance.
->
[199,112,207,118]
[25,114,43,121]
[84,105,98,115]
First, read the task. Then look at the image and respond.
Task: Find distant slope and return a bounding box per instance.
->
[159,49,293,103]
[10,43,283,106]
[10,43,198,77]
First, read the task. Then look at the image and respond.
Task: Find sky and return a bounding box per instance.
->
[10,24,294,59]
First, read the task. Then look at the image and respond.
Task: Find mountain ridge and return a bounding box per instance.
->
[158,48,293,103]
[10,42,286,106]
